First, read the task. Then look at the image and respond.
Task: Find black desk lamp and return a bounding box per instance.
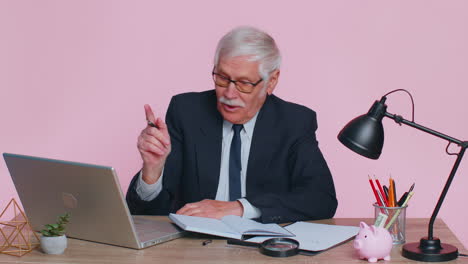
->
[338,89,467,262]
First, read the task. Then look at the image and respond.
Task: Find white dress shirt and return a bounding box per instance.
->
[136,112,261,219]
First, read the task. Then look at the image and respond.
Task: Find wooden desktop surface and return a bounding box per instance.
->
[1,217,467,263]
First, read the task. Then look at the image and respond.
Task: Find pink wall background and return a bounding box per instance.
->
[1,0,467,249]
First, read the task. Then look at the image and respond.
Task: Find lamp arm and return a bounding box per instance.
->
[384,112,463,145]
[426,147,466,239]
[384,111,468,239]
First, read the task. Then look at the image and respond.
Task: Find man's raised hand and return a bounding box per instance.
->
[137,104,171,184]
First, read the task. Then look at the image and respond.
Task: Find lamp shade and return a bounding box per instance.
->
[338,99,388,159]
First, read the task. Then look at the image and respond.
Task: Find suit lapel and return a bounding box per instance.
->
[246,95,277,194]
[196,93,223,200]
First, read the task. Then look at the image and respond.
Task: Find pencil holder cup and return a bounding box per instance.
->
[373,204,407,244]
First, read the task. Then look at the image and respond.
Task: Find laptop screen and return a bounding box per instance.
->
[4,153,143,248]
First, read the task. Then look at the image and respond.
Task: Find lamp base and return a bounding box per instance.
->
[402,237,458,262]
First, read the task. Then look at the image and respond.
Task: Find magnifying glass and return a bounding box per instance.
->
[260,238,300,257]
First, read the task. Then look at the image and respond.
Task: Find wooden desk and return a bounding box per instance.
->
[1,218,467,263]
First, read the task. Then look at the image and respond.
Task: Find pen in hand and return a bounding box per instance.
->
[147,120,158,128]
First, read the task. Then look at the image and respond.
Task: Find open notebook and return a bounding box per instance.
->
[169,213,293,240]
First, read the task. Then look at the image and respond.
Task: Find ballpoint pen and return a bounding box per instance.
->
[397,192,408,207]
[147,120,158,128]
[383,185,389,201]
[397,183,415,206]
[391,178,397,207]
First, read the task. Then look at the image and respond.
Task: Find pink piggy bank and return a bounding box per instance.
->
[354,222,393,262]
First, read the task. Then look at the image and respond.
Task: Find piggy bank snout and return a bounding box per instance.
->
[354,239,363,249]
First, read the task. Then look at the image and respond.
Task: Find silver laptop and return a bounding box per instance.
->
[3,153,185,249]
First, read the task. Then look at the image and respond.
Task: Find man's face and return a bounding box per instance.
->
[214,56,278,124]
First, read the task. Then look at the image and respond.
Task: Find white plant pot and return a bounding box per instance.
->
[40,235,67,254]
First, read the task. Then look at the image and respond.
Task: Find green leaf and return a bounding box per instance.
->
[40,212,71,237]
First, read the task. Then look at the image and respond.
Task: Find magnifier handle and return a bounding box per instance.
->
[227,239,260,248]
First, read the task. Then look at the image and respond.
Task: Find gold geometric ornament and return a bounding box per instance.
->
[0,198,39,257]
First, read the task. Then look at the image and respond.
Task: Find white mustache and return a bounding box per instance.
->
[219,97,245,108]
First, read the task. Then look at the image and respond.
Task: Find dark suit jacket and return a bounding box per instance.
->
[126,90,337,223]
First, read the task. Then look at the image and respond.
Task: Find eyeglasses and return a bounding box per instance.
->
[212,70,263,94]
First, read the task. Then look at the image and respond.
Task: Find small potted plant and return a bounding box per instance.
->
[39,213,70,254]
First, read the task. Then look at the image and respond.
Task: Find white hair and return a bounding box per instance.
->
[213,26,281,82]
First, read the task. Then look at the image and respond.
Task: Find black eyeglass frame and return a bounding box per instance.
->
[211,68,263,94]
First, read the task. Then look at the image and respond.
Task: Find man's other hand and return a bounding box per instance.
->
[137,104,171,184]
[176,199,243,219]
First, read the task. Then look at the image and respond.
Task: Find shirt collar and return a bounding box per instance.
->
[222,111,259,141]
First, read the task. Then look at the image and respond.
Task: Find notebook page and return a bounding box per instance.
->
[221,215,292,236]
[247,221,359,251]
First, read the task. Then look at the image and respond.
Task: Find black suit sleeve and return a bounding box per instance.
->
[126,96,184,215]
[247,113,337,223]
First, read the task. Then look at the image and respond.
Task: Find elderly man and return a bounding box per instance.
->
[126,26,337,223]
